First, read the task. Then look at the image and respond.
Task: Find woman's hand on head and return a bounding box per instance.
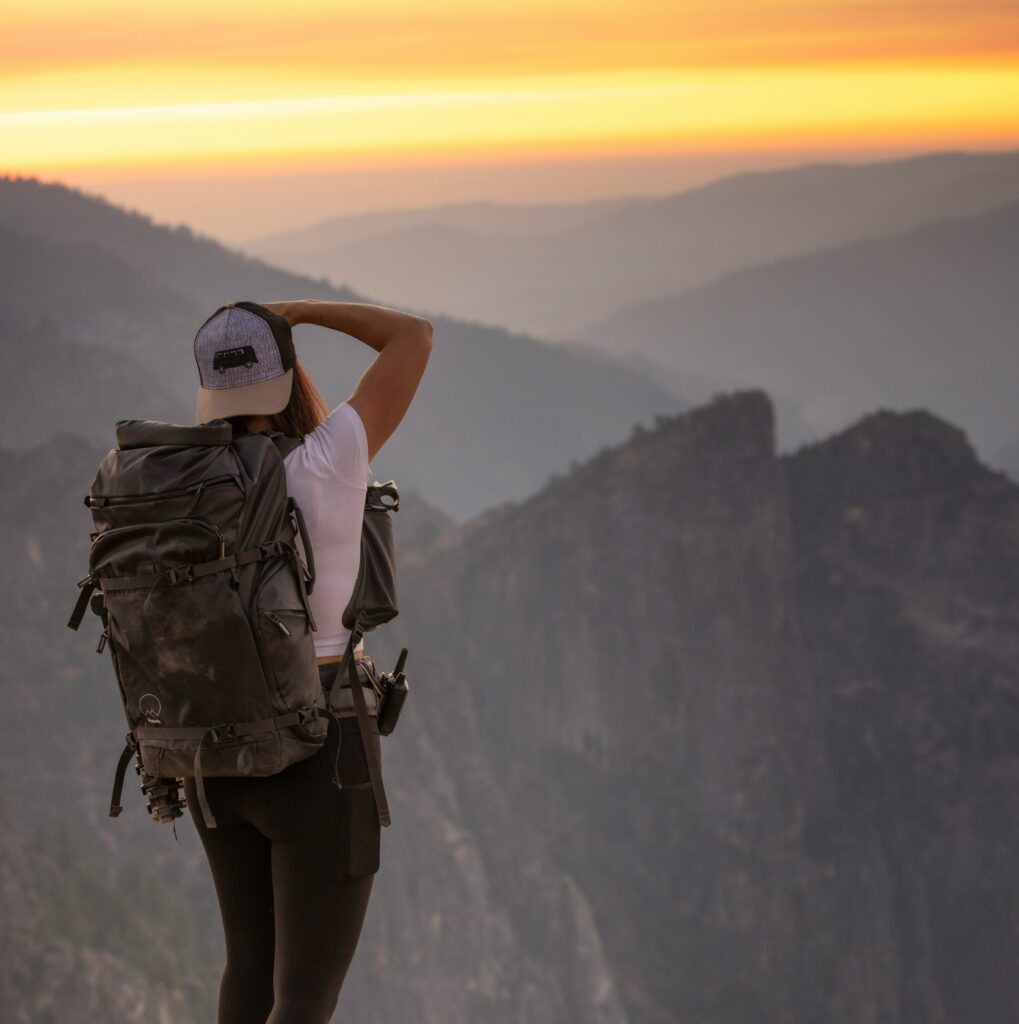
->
[257,300,306,326]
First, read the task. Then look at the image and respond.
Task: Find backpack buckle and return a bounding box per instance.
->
[260,540,283,560]
[209,722,235,744]
[166,565,194,586]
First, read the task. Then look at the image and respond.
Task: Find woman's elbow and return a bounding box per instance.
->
[412,316,434,345]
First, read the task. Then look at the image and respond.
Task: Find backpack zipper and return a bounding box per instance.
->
[90,517,227,571]
[87,475,238,509]
[260,609,313,638]
[262,610,292,636]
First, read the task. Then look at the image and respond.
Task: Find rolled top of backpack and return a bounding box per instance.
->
[115,419,233,450]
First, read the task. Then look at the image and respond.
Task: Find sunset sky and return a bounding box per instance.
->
[2,0,1017,241]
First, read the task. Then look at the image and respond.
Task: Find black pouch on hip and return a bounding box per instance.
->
[342,480,400,633]
[342,480,409,735]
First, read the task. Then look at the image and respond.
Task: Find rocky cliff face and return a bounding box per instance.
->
[2,391,1017,1023]
[370,391,1019,1024]
[786,410,1019,1023]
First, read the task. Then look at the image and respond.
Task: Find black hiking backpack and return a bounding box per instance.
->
[67,418,343,829]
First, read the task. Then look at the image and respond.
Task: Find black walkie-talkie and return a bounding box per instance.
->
[376,647,409,736]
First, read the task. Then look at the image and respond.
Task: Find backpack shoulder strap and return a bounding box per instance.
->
[266,431,303,460]
[262,431,317,599]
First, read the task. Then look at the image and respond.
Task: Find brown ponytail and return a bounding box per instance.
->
[231,362,327,438]
[227,361,331,439]
[264,360,330,438]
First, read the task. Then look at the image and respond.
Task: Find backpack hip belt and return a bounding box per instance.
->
[108,702,331,828]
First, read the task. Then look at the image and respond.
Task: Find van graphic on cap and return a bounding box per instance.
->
[193,301,295,423]
[213,345,259,373]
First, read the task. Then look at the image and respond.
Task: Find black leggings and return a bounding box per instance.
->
[183,662,383,1024]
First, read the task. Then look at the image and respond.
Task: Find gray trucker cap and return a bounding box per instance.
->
[193,301,296,423]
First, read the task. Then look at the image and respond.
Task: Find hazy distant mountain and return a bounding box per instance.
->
[0,307,182,448]
[6,391,1018,1022]
[0,176,683,521]
[583,197,1019,457]
[240,195,637,255]
[0,173,359,318]
[240,150,1019,339]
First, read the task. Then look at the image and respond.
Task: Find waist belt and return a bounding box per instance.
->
[320,658,380,717]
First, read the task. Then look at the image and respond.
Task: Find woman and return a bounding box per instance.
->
[183,297,432,1024]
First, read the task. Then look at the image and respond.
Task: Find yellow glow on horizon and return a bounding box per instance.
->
[2,1,1017,179]
[3,64,1017,178]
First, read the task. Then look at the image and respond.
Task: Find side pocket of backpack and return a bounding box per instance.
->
[254,562,323,721]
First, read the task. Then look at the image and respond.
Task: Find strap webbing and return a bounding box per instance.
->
[193,727,218,829]
[67,575,96,630]
[331,625,391,827]
[108,735,137,817]
[291,545,318,631]
[99,536,293,593]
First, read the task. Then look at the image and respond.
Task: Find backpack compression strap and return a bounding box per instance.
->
[68,574,98,630]
[97,535,295,591]
[108,732,139,817]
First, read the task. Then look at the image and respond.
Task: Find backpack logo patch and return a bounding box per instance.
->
[139,693,163,723]
[213,345,258,373]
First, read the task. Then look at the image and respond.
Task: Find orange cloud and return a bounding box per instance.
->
[1,1,1017,177]
[4,1,1018,77]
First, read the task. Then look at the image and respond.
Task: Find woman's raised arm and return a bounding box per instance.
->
[260,299,433,463]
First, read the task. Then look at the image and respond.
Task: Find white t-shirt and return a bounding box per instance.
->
[282,401,370,657]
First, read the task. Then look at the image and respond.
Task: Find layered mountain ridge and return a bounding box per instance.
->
[0,174,682,521]
[2,389,1016,1022]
